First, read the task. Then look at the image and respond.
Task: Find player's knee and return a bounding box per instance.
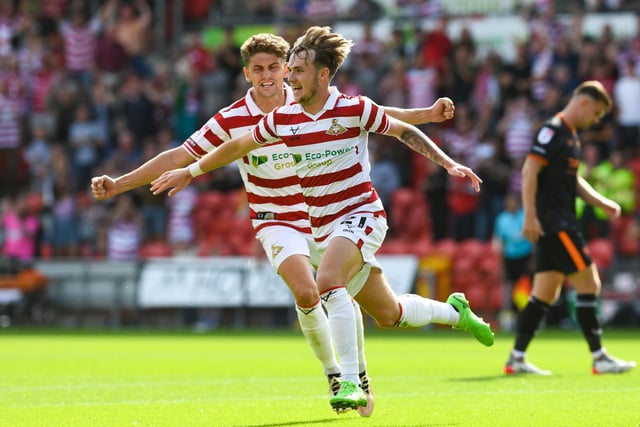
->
[370,308,400,328]
[293,285,320,307]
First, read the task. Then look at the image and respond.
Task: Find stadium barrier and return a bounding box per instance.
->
[32,255,419,328]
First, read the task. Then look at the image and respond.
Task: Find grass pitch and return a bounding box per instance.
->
[0,327,638,426]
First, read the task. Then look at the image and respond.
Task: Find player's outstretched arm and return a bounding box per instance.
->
[91,147,192,200]
[150,132,260,197]
[385,117,482,192]
[382,97,455,125]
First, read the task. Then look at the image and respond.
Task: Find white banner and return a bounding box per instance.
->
[137,255,418,308]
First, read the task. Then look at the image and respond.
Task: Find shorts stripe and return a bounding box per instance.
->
[558,230,586,270]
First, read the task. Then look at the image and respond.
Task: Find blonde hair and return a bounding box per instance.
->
[289,26,353,78]
[240,33,290,65]
[572,80,612,112]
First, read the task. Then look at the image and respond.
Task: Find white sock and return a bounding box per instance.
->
[352,299,367,375]
[296,300,340,375]
[512,349,525,359]
[397,294,459,327]
[321,287,359,384]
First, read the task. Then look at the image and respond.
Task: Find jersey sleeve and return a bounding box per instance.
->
[358,95,390,135]
[252,109,280,145]
[528,125,559,166]
[181,113,230,159]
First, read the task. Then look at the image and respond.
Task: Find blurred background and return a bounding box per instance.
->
[0,0,639,331]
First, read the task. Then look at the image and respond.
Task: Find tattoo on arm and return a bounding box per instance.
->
[399,129,447,167]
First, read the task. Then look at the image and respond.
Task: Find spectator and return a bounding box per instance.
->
[94,23,129,90]
[1,192,40,262]
[117,72,156,143]
[377,60,408,108]
[346,0,383,21]
[68,103,105,191]
[58,1,114,91]
[406,53,437,109]
[49,178,79,258]
[369,138,402,234]
[0,79,23,193]
[418,17,451,73]
[106,194,143,260]
[492,192,533,315]
[111,0,153,79]
[23,125,52,195]
[173,67,204,142]
[578,147,636,238]
[498,95,536,160]
[27,52,60,137]
[166,184,197,254]
[613,59,640,156]
[474,135,512,241]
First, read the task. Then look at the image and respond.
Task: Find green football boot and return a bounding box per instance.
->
[447,292,494,346]
[329,380,367,412]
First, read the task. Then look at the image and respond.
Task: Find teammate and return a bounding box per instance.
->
[91,32,461,416]
[504,80,636,375]
[149,26,494,412]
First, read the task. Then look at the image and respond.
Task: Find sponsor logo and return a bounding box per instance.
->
[257,212,276,220]
[289,125,300,135]
[251,155,269,167]
[537,127,554,144]
[305,146,354,161]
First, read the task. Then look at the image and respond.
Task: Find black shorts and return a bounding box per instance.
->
[535,227,592,275]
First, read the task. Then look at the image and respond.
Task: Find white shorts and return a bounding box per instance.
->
[256,225,321,272]
[320,213,388,296]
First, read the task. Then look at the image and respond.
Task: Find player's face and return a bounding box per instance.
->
[287,52,321,107]
[244,53,287,99]
[578,98,608,129]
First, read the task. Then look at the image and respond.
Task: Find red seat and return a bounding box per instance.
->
[587,238,614,269]
[139,240,173,258]
[611,216,639,257]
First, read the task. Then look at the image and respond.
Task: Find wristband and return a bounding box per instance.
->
[188,161,205,177]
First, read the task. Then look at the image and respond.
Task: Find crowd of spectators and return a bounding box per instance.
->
[1,0,639,267]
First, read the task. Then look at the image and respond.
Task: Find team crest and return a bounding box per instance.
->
[271,244,283,258]
[326,119,347,136]
[537,127,554,144]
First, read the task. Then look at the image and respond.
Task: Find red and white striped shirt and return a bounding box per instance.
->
[181,87,311,235]
[253,88,389,242]
[60,17,101,72]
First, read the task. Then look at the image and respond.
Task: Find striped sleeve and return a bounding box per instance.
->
[181,113,229,159]
[359,95,390,135]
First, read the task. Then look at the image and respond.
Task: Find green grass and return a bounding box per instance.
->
[0,327,638,426]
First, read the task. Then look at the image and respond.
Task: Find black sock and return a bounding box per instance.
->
[514,296,550,352]
[575,294,602,352]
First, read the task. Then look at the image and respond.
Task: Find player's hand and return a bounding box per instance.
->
[522,215,544,243]
[91,175,118,200]
[446,163,482,192]
[150,168,192,197]
[430,97,455,122]
[601,199,621,219]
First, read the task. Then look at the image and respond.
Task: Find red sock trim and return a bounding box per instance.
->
[320,285,346,297]
[393,302,403,327]
[296,298,321,309]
